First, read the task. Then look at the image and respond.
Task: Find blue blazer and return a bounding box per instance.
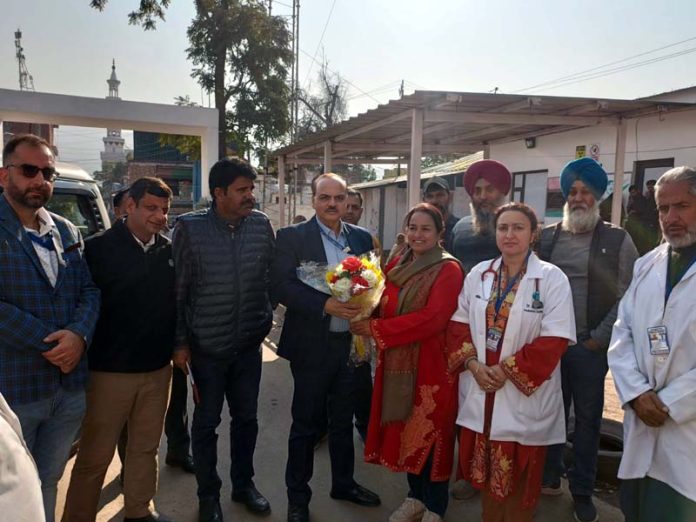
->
[0,195,100,406]
[270,216,374,366]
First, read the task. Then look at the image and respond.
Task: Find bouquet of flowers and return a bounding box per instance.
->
[297,251,385,364]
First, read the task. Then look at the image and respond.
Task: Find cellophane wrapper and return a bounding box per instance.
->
[296,250,385,364]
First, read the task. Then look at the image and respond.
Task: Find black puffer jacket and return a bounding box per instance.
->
[173,207,275,357]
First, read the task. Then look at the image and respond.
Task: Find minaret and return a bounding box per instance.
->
[101,59,127,169]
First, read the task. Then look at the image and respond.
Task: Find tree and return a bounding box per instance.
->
[94,162,128,206]
[91,0,293,159]
[158,96,202,160]
[187,0,293,157]
[296,62,374,184]
[421,154,459,170]
[296,58,347,140]
[89,0,171,30]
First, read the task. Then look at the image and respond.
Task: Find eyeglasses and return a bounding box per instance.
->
[6,163,59,182]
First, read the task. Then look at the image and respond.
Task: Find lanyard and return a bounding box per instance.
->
[665,246,696,303]
[27,231,56,251]
[319,224,349,253]
[494,251,530,316]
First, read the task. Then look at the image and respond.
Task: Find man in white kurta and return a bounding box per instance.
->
[608,166,696,521]
[0,393,45,521]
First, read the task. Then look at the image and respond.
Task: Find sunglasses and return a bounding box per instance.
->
[7,163,59,182]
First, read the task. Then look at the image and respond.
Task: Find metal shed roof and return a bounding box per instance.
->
[274,90,692,163]
[350,151,483,190]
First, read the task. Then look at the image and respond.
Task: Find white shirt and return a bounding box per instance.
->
[24,207,60,287]
[316,218,351,332]
[0,393,45,522]
[452,252,576,445]
[609,244,696,501]
[131,232,156,252]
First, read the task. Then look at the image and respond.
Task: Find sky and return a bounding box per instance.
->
[2,0,696,174]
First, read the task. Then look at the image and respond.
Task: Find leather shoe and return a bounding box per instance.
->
[124,511,172,522]
[166,453,195,474]
[198,499,223,522]
[232,486,271,515]
[287,504,309,522]
[330,483,381,507]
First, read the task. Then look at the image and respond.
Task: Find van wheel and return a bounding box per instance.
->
[564,417,623,485]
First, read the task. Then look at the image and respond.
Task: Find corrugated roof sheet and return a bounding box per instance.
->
[274,90,695,162]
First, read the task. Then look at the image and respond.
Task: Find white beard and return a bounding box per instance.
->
[562,201,601,234]
[664,227,696,249]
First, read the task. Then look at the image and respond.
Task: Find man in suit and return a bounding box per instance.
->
[0,134,100,522]
[271,173,381,522]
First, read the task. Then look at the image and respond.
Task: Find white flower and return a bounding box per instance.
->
[332,277,353,298]
[361,269,378,288]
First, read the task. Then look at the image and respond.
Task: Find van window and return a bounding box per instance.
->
[45,193,99,237]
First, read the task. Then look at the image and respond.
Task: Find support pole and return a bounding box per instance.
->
[323,141,333,173]
[611,119,627,226]
[200,126,219,200]
[278,155,286,228]
[408,109,424,208]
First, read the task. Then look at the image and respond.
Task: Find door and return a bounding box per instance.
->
[633,158,674,191]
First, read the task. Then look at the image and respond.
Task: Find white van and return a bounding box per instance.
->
[46,161,111,237]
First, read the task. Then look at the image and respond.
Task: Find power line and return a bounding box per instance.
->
[526,45,696,93]
[299,48,381,104]
[302,0,338,88]
[514,35,696,94]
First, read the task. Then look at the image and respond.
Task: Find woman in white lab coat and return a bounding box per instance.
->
[448,202,576,521]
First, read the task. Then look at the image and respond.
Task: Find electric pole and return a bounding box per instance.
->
[15,29,35,91]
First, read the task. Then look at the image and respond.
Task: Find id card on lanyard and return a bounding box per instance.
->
[486,255,526,352]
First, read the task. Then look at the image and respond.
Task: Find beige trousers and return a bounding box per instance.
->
[62,365,172,521]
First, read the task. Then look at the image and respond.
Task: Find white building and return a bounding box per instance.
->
[274,89,696,250]
[100,60,128,170]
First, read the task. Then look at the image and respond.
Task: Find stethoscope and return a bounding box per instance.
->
[480,253,543,309]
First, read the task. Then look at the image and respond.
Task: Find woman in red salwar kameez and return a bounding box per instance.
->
[351,203,464,522]
[448,203,576,522]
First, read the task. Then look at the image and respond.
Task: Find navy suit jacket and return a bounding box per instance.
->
[0,195,100,406]
[270,216,374,366]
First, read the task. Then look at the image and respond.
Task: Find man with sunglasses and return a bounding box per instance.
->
[0,134,100,522]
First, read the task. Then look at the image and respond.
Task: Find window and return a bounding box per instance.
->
[45,193,99,238]
[511,170,549,221]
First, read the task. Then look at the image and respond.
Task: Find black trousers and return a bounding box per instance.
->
[317,360,372,441]
[407,452,449,517]
[286,333,356,507]
[165,365,191,457]
[191,348,262,500]
[353,362,372,441]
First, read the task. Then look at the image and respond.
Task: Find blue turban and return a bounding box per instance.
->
[560,157,608,200]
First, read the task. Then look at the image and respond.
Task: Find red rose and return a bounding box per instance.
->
[351,275,369,287]
[330,274,339,284]
[341,257,363,273]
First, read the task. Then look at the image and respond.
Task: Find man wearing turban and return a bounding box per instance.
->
[538,157,638,522]
[451,159,512,273]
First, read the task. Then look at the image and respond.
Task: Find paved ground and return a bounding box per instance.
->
[56,313,624,521]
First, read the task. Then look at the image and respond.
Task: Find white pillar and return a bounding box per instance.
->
[408,109,424,209]
[278,155,286,228]
[323,141,332,173]
[0,121,4,151]
[200,127,219,200]
[611,119,627,226]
